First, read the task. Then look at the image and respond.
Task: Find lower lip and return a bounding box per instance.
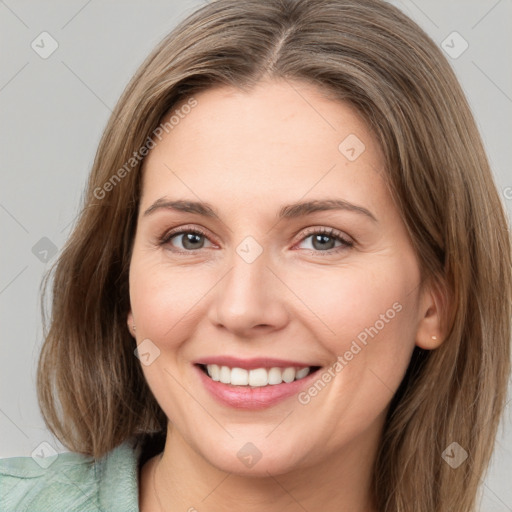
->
[194,365,319,410]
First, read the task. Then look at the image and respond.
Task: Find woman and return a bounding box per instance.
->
[1,0,510,511]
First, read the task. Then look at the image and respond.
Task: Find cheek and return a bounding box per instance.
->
[289,265,419,439]
[288,260,417,349]
[289,260,419,401]
[128,258,215,417]
[129,256,218,350]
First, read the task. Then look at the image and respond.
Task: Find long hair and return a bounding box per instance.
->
[36,1,512,510]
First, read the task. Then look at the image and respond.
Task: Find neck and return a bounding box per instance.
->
[140,421,382,512]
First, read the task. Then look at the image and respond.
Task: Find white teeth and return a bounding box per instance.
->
[268,367,283,385]
[230,367,249,386]
[219,365,231,384]
[249,368,268,387]
[204,365,312,386]
[282,367,296,383]
[207,364,220,381]
[296,367,310,379]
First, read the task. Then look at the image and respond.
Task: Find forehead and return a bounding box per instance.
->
[154,79,374,157]
[139,79,389,219]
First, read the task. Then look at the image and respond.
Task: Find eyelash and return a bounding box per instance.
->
[158,225,354,255]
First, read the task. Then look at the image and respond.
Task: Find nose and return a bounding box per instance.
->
[208,244,290,337]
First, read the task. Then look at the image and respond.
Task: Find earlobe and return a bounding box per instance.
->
[127,311,136,337]
[417,333,443,350]
[415,278,448,350]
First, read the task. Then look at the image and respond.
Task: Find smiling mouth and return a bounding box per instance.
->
[197,364,322,387]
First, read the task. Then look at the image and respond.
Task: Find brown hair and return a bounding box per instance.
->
[37,0,512,510]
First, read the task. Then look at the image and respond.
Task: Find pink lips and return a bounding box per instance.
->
[193,356,320,410]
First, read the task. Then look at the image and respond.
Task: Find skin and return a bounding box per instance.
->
[127,79,444,512]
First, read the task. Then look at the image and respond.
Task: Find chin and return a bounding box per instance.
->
[197,437,311,477]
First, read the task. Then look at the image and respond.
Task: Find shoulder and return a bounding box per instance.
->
[0,438,142,512]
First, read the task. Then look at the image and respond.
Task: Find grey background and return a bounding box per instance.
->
[1,0,511,510]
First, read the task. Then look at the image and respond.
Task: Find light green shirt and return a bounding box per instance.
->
[0,438,142,511]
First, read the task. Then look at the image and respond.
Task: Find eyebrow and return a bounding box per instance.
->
[143,198,377,222]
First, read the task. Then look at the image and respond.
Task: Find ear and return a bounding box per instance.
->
[415,276,449,350]
[127,310,135,338]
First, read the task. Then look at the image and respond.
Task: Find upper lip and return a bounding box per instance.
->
[194,356,319,370]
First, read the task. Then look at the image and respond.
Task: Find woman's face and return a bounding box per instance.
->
[128,79,439,476]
